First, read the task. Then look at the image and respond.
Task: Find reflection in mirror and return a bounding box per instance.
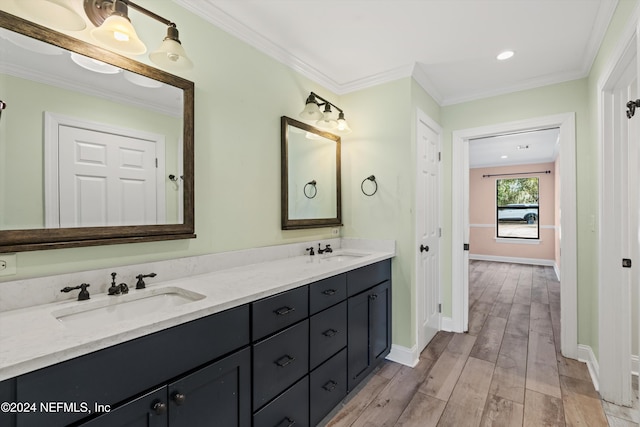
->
[281,116,341,229]
[0,11,194,252]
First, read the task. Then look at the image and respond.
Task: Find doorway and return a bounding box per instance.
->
[451,113,578,360]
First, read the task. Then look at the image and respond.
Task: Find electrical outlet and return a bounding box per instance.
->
[331,228,340,236]
[0,253,17,276]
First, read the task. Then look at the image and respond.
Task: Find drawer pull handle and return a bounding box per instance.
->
[172,392,186,406]
[276,417,296,427]
[322,380,338,392]
[322,289,337,296]
[151,400,166,415]
[275,354,295,367]
[274,306,296,316]
[322,328,339,337]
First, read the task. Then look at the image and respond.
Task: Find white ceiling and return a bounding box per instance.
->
[177,0,618,105]
[469,127,560,168]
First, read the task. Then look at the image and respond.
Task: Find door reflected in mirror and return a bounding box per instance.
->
[281,116,342,229]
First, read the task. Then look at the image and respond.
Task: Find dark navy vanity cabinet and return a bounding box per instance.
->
[0,258,391,427]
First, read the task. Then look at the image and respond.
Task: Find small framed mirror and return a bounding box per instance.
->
[281,116,342,229]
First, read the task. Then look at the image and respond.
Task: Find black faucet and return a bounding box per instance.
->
[108,272,121,295]
[136,273,157,289]
[318,244,333,254]
[61,283,90,301]
[306,247,315,256]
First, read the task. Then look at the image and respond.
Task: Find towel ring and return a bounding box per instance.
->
[304,180,317,199]
[361,175,377,196]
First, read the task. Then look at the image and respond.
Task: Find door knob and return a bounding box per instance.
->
[151,400,166,415]
[172,392,186,405]
[420,244,429,252]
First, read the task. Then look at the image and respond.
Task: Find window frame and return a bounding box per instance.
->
[495,177,540,240]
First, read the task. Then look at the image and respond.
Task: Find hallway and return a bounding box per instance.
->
[325,261,630,426]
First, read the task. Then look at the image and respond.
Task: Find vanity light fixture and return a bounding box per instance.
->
[299,92,352,134]
[17,0,87,31]
[84,0,193,70]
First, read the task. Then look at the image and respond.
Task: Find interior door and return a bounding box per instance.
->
[416,111,441,352]
[58,125,158,227]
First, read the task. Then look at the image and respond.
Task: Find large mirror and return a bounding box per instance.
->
[0,11,195,252]
[281,116,341,229]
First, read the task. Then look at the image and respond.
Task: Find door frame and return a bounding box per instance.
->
[451,113,578,360]
[415,108,442,353]
[44,112,167,227]
[597,14,639,405]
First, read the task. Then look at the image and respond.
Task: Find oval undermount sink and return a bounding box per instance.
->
[52,287,206,327]
[320,252,369,262]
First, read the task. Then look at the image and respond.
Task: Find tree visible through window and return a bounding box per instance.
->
[496,177,539,239]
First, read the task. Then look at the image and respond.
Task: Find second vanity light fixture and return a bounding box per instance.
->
[83,0,193,70]
[299,92,352,135]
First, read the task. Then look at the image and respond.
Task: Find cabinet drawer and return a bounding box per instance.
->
[253,376,309,427]
[310,349,347,427]
[347,259,391,296]
[309,301,347,370]
[309,274,346,315]
[16,305,250,427]
[252,286,308,340]
[253,320,309,410]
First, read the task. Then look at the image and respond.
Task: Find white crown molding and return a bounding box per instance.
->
[581,0,619,74]
[411,63,444,105]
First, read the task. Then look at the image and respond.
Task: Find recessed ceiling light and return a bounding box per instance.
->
[501,155,508,159]
[517,145,529,150]
[497,50,515,61]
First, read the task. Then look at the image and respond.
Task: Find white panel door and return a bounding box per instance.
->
[58,125,157,227]
[416,111,441,352]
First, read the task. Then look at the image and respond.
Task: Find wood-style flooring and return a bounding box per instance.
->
[324,261,636,426]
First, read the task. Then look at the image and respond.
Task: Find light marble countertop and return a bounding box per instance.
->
[0,247,394,381]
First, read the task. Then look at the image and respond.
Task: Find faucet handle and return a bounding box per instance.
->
[136,273,157,289]
[61,283,90,301]
[306,247,315,256]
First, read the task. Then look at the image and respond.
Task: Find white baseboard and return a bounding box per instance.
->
[386,344,419,367]
[578,344,600,391]
[469,254,555,267]
[441,316,455,332]
[553,262,560,281]
[633,354,639,377]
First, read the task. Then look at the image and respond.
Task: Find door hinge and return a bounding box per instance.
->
[438,303,442,313]
[155,158,158,168]
[623,258,632,268]
[438,152,441,161]
[438,227,442,238]
[463,243,470,251]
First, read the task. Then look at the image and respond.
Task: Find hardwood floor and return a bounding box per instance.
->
[324,261,633,427]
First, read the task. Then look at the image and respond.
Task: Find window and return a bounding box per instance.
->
[496,177,539,239]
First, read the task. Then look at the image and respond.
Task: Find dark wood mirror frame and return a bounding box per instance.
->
[281,116,342,230]
[0,11,195,252]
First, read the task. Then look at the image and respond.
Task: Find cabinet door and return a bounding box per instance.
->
[347,281,391,392]
[168,347,251,427]
[79,387,167,427]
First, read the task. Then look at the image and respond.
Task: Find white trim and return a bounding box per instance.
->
[596,6,639,405]
[494,238,541,245]
[469,254,554,267]
[386,344,419,368]
[452,113,578,356]
[470,223,556,230]
[440,316,455,332]
[578,344,601,392]
[633,355,639,377]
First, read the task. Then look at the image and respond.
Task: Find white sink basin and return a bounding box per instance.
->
[52,287,205,327]
[320,252,369,262]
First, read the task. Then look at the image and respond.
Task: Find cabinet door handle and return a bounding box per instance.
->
[172,392,186,406]
[322,328,339,337]
[275,354,295,367]
[274,306,295,316]
[151,400,166,415]
[322,289,336,296]
[276,417,296,427]
[322,380,338,392]
[369,293,378,300]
